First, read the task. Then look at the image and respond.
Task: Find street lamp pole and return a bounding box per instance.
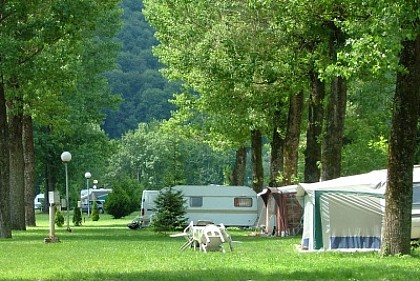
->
[85,172,92,217]
[61,151,72,232]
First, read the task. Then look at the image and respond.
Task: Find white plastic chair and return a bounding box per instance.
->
[199,224,225,253]
[170,221,195,251]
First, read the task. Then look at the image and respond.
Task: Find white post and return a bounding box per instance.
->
[65,162,70,232]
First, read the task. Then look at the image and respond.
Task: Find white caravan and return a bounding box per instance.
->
[140,185,258,227]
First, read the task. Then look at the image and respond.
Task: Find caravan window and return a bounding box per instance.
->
[413,183,420,206]
[234,197,253,207]
[190,197,203,207]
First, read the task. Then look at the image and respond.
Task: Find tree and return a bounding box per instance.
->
[105,121,232,188]
[143,0,309,190]
[327,0,419,255]
[151,187,187,232]
[304,71,325,183]
[104,186,131,219]
[91,201,100,221]
[0,0,122,234]
[383,35,420,255]
[55,208,64,227]
[72,207,82,226]
[0,81,11,238]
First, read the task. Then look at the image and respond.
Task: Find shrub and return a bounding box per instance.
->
[151,187,187,232]
[91,201,100,221]
[73,206,82,226]
[55,208,64,227]
[105,186,132,219]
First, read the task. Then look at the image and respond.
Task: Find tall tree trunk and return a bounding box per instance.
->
[321,22,346,181]
[0,80,12,238]
[8,100,26,230]
[251,129,263,193]
[304,70,325,183]
[231,146,246,186]
[382,35,420,256]
[283,92,304,186]
[269,106,285,187]
[269,125,284,187]
[23,115,36,226]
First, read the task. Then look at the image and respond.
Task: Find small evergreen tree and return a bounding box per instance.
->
[55,208,64,227]
[151,187,187,232]
[91,201,100,221]
[73,206,82,226]
[105,186,131,219]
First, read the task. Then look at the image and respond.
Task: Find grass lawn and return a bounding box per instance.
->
[1,212,420,281]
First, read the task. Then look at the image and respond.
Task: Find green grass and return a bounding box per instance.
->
[1,213,420,281]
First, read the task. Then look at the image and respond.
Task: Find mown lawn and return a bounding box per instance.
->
[0,212,419,281]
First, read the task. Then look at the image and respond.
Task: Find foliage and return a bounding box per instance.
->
[55,208,64,227]
[91,201,100,221]
[104,184,135,219]
[105,121,234,189]
[29,0,123,216]
[72,207,82,226]
[151,187,187,232]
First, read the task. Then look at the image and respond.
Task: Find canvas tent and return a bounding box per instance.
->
[297,166,420,251]
[257,185,302,236]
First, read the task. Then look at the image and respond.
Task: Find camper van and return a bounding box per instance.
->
[140,189,159,225]
[140,185,258,227]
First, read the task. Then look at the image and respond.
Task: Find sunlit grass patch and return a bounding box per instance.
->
[0,213,420,280]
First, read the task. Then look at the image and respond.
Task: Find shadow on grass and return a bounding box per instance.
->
[11,227,169,243]
[14,223,279,244]
[3,264,420,281]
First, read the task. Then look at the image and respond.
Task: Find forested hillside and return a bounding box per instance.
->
[103,0,179,138]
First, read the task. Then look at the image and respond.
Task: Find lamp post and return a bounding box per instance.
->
[61,151,72,232]
[85,172,92,217]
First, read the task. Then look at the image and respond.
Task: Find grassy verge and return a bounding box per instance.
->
[0,212,419,281]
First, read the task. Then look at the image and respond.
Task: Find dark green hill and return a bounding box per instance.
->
[103,0,179,138]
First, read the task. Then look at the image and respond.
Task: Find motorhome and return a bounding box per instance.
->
[140,185,258,227]
[80,188,112,203]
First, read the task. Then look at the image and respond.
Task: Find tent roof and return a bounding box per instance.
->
[258,185,298,205]
[297,165,420,199]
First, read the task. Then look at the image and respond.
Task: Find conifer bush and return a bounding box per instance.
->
[55,208,64,227]
[73,206,82,226]
[151,187,187,232]
[105,186,132,219]
[91,201,100,221]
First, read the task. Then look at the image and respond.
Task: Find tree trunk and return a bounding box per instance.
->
[321,22,347,181]
[304,70,324,183]
[231,146,246,186]
[0,80,12,238]
[251,129,263,193]
[23,115,36,226]
[269,105,286,187]
[283,92,304,186]
[8,100,26,230]
[382,35,420,256]
[269,124,284,187]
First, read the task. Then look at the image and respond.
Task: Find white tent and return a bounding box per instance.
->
[297,166,420,251]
